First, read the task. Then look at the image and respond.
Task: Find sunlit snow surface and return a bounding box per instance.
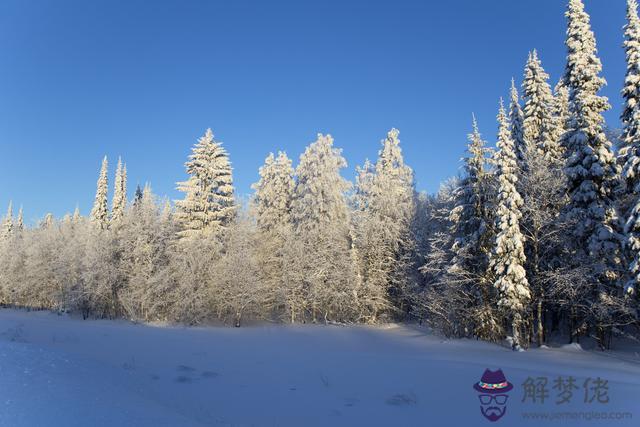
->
[0,309,638,426]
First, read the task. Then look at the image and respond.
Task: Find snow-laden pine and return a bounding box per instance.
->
[489,100,531,350]
[251,151,299,322]
[90,156,109,229]
[563,0,620,272]
[553,80,570,147]
[622,0,640,296]
[563,0,626,348]
[292,134,350,234]
[42,213,54,229]
[449,116,494,280]
[175,129,236,239]
[2,201,13,239]
[16,206,24,233]
[418,117,500,340]
[252,151,295,232]
[111,157,127,223]
[291,134,356,323]
[522,50,563,162]
[352,129,416,322]
[509,79,527,170]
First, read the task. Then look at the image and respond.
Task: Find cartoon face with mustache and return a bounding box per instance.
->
[473,369,513,422]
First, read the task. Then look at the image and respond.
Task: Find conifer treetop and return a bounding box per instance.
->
[490,99,530,313]
[90,156,109,229]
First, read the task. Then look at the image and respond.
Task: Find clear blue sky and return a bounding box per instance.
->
[0,0,627,223]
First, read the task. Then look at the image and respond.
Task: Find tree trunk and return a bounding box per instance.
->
[512,313,522,350]
[537,299,544,346]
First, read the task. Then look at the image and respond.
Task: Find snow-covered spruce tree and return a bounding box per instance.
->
[563,0,623,347]
[553,80,570,148]
[509,79,527,170]
[16,206,23,233]
[622,0,640,298]
[90,156,109,229]
[450,117,495,272]
[291,133,356,323]
[41,213,54,229]
[431,117,498,339]
[372,128,417,286]
[175,129,236,240]
[133,184,143,209]
[0,201,18,305]
[352,129,416,322]
[414,178,464,336]
[252,151,295,232]
[251,151,296,321]
[111,157,127,223]
[522,50,563,162]
[2,201,13,240]
[489,100,531,351]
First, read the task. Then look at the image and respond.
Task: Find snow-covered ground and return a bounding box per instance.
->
[0,309,638,427]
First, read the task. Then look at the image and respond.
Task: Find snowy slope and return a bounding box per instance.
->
[0,309,638,427]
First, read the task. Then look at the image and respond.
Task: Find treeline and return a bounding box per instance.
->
[0,129,422,327]
[1,0,640,350]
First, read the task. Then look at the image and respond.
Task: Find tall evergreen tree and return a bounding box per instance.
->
[111,157,127,223]
[16,206,24,233]
[175,129,236,239]
[41,213,54,229]
[450,116,494,277]
[2,201,13,239]
[563,0,622,346]
[133,184,144,209]
[371,129,416,308]
[252,151,295,232]
[621,0,640,192]
[553,80,570,147]
[291,134,355,322]
[292,134,351,234]
[563,0,620,261]
[489,100,531,350]
[509,79,527,169]
[522,50,562,162]
[622,0,640,296]
[445,117,499,339]
[352,129,416,321]
[90,156,109,229]
[251,151,296,321]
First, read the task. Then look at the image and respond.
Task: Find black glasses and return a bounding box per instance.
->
[479,394,509,405]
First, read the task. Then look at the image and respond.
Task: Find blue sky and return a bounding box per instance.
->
[0,0,628,223]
